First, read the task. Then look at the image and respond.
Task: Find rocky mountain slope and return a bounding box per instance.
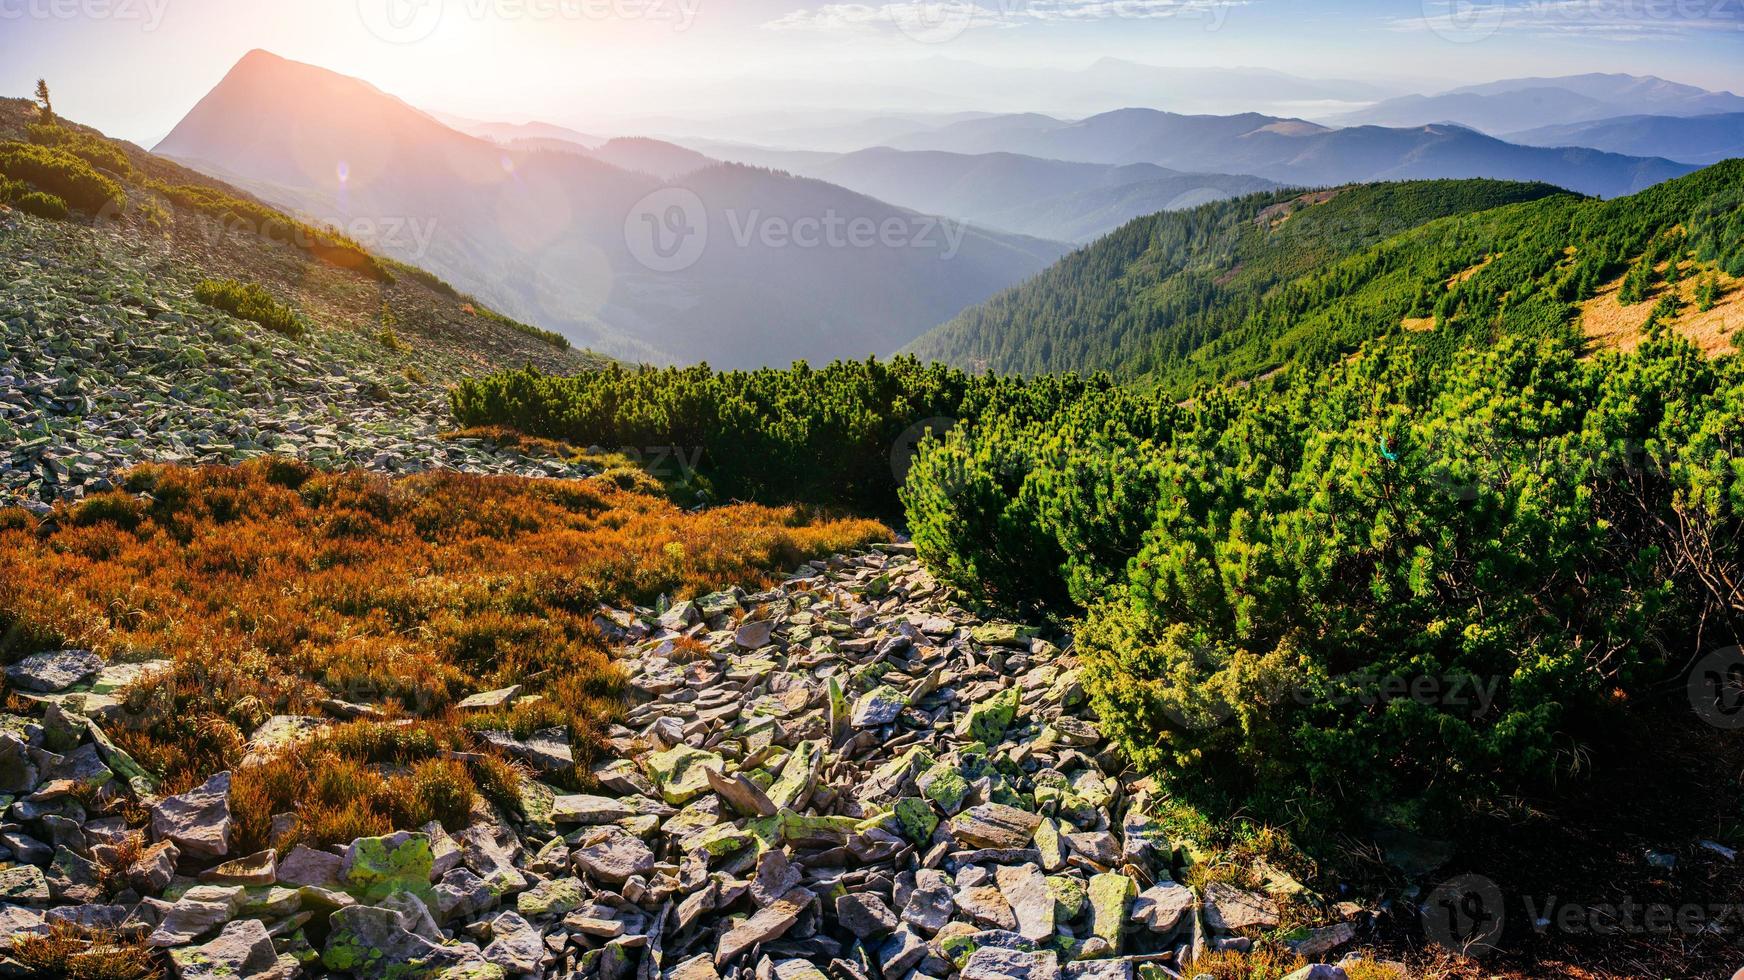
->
[0,97,613,511]
[0,544,1406,980]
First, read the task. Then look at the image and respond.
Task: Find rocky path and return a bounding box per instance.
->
[0,545,1390,980]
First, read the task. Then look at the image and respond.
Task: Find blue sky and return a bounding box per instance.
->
[5,0,1743,143]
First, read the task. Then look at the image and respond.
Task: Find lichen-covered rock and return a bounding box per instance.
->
[957,687,1021,743]
[645,744,724,806]
[342,831,436,911]
[322,903,485,979]
[516,875,584,918]
[1087,873,1135,952]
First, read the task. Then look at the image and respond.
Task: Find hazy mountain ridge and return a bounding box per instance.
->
[155,50,1065,369]
[878,107,1694,197]
[693,143,1279,241]
[1332,72,1744,134]
[1509,112,1744,166]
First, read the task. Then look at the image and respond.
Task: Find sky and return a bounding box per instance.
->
[5,0,1744,144]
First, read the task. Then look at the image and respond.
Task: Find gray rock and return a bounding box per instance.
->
[949,804,1041,850]
[572,826,655,883]
[149,886,245,947]
[961,947,1060,980]
[151,770,232,859]
[169,918,288,980]
[954,885,1018,931]
[199,848,277,886]
[877,925,928,977]
[483,909,544,973]
[714,885,813,967]
[749,847,802,908]
[995,864,1055,942]
[276,844,342,887]
[552,794,634,825]
[835,893,899,939]
[902,874,955,935]
[1131,880,1194,934]
[851,685,908,728]
[5,649,102,693]
[1202,882,1280,933]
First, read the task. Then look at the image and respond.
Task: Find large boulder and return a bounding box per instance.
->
[151,771,232,859]
[322,903,487,978]
[5,649,103,693]
[341,832,436,910]
[169,918,296,980]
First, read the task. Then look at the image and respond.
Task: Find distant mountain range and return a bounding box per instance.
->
[1509,113,1744,167]
[691,144,1278,242]
[1328,73,1744,135]
[155,51,1065,369]
[880,108,1695,198]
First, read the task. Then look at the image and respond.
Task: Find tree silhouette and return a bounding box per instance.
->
[33,80,54,125]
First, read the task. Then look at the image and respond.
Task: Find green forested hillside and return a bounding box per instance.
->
[909,166,1744,394]
[904,180,1563,386]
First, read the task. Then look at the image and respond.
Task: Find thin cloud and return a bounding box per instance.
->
[1401,0,1744,42]
[765,0,1250,35]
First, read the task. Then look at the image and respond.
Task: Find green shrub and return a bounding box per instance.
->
[1696,275,1722,312]
[0,141,123,213]
[26,122,132,176]
[194,278,308,339]
[450,358,1104,514]
[14,190,69,221]
[907,332,1744,828]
